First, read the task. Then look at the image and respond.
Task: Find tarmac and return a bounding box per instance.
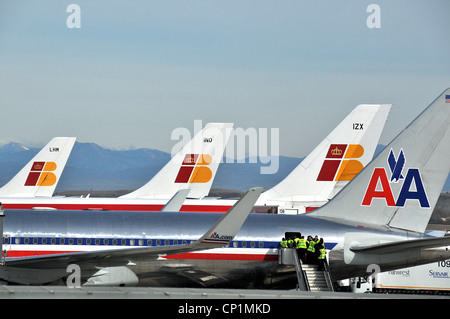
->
[0,285,448,299]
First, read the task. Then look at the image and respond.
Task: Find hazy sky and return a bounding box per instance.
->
[1,1,449,157]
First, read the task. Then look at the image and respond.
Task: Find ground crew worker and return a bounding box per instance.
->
[279,237,288,248]
[294,235,300,249]
[313,235,320,246]
[306,235,315,263]
[296,235,307,263]
[317,239,326,270]
[313,235,321,261]
[287,237,294,248]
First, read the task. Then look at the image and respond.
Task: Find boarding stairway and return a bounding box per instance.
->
[278,248,334,292]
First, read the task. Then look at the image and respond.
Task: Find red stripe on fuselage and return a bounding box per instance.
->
[5,250,277,261]
[2,203,232,213]
[164,253,278,261]
[5,250,80,257]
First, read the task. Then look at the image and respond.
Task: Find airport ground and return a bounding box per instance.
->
[0,285,448,300]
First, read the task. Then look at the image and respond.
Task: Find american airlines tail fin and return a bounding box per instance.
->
[314,89,450,234]
[121,123,233,199]
[0,137,76,197]
[260,104,391,207]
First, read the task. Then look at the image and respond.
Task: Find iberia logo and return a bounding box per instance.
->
[25,161,58,186]
[317,144,364,181]
[174,154,213,183]
[361,149,430,208]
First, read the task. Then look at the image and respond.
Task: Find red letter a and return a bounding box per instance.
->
[362,168,396,206]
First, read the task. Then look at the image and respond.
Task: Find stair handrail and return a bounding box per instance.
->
[323,257,334,292]
[292,249,309,291]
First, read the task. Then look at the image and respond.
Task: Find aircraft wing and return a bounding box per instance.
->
[3,187,263,271]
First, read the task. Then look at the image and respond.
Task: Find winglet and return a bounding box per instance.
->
[0,137,76,197]
[160,189,190,212]
[191,187,263,249]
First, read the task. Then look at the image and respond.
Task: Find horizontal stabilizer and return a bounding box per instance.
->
[350,235,450,254]
[160,189,190,212]
[344,231,450,266]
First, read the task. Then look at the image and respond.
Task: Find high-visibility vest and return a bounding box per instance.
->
[307,241,315,253]
[280,240,288,248]
[287,239,294,248]
[318,247,326,260]
[297,238,307,249]
[294,238,300,246]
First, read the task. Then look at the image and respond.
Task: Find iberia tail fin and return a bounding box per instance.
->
[259,104,391,212]
[314,88,450,234]
[0,137,76,197]
[121,123,233,199]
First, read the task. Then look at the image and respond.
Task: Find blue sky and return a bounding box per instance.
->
[0,1,449,157]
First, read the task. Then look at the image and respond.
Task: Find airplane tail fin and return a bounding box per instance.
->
[261,104,391,209]
[121,123,233,199]
[0,137,76,197]
[313,89,450,234]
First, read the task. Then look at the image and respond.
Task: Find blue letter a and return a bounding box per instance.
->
[396,168,430,208]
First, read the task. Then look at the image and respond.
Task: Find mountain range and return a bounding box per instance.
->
[0,142,448,195]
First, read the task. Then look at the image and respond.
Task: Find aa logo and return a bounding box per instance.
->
[25,161,58,186]
[362,149,430,208]
[317,144,364,181]
[205,232,233,244]
[174,154,212,183]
